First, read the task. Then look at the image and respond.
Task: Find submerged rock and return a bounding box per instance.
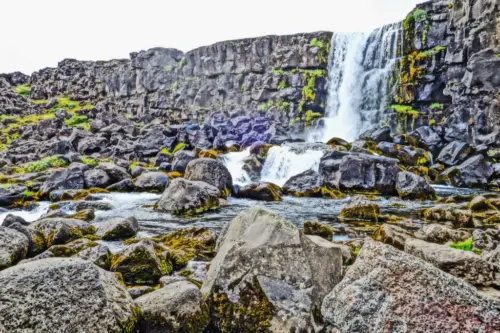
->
[321,240,500,332]
[184,158,233,198]
[0,258,138,332]
[135,280,209,332]
[340,195,380,222]
[232,182,283,201]
[156,178,220,215]
[0,226,28,270]
[202,207,343,332]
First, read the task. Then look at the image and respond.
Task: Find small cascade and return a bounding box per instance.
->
[260,144,325,187]
[320,23,402,142]
[222,148,252,186]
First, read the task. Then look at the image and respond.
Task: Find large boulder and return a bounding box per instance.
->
[39,164,85,195]
[110,240,172,285]
[184,158,233,197]
[442,155,494,188]
[377,142,430,166]
[283,170,324,197]
[0,226,28,270]
[232,182,283,201]
[372,224,413,250]
[422,204,472,228]
[6,223,46,257]
[134,171,169,192]
[0,258,138,332]
[320,151,399,195]
[96,162,131,184]
[396,171,436,200]
[96,216,139,240]
[156,178,220,215]
[415,224,470,244]
[31,218,96,247]
[135,279,209,332]
[437,141,472,166]
[340,195,380,222]
[0,184,26,207]
[405,238,500,287]
[407,126,445,156]
[84,169,112,188]
[321,240,500,332]
[202,207,343,332]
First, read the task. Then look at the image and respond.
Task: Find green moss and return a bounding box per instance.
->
[449,238,481,254]
[22,155,69,173]
[257,100,274,112]
[172,142,186,154]
[14,84,31,98]
[81,157,98,167]
[178,57,187,69]
[277,79,288,90]
[65,115,90,130]
[303,221,333,241]
[305,110,322,122]
[277,101,290,111]
[413,9,427,23]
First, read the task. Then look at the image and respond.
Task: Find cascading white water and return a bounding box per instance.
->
[260,144,325,187]
[320,23,402,142]
[222,148,252,186]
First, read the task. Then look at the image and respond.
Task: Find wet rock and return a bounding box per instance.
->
[0,226,28,270]
[156,178,220,215]
[107,179,136,192]
[321,240,500,332]
[75,200,114,211]
[368,126,392,142]
[468,195,498,211]
[415,224,470,244]
[134,171,169,192]
[437,141,472,166]
[422,204,472,228]
[2,214,29,227]
[135,280,209,332]
[202,207,343,332]
[232,182,283,201]
[184,158,233,198]
[110,240,171,285]
[0,258,138,332]
[0,184,26,207]
[96,216,139,240]
[372,224,413,250]
[95,162,131,184]
[31,218,96,247]
[283,170,324,197]
[396,171,436,200]
[83,169,111,188]
[302,221,333,241]
[340,195,380,222]
[67,208,95,222]
[172,150,197,173]
[49,189,90,202]
[405,238,500,287]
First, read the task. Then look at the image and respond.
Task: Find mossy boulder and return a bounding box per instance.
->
[0,226,28,270]
[156,178,220,216]
[202,207,343,332]
[232,182,283,201]
[49,189,91,202]
[415,224,470,244]
[110,240,172,285]
[377,142,430,166]
[340,196,380,222]
[74,243,113,270]
[47,238,99,257]
[184,158,233,198]
[372,224,413,250]
[67,208,96,222]
[6,223,46,257]
[422,204,472,228]
[0,258,139,332]
[396,171,436,200]
[283,170,324,197]
[303,221,333,241]
[155,227,216,269]
[468,195,498,212]
[135,280,209,332]
[31,218,96,247]
[97,216,139,241]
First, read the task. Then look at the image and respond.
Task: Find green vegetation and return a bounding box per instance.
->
[23,155,69,173]
[65,115,90,130]
[160,142,187,156]
[163,65,172,72]
[305,110,322,122]
[429,119,436,126]
[169,81,178,91]
[81,157,98,167]
[257,100,274,112]
[423,46,446,57]
[178,57,187,69]
[277,101,290,111]
[241,83,248,92]
[309,38,324,48]
[449,238,481,254]
[14,84,31,98]
[391,104,419,132]
[277,80,288,90]
[309,37,329,64]
[413,9,427,23]
[430,103,443,109]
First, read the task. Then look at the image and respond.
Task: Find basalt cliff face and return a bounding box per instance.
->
[0,0,498,168]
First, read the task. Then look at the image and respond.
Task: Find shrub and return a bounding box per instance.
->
[24,156,68,173]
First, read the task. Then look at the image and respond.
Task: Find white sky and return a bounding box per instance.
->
[1,0,421,74]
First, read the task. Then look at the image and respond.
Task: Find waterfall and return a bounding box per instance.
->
[222,148,252,186]
[320,23,402,142]
[260,144,325,187]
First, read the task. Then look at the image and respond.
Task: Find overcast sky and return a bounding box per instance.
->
[1,0,422,74]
